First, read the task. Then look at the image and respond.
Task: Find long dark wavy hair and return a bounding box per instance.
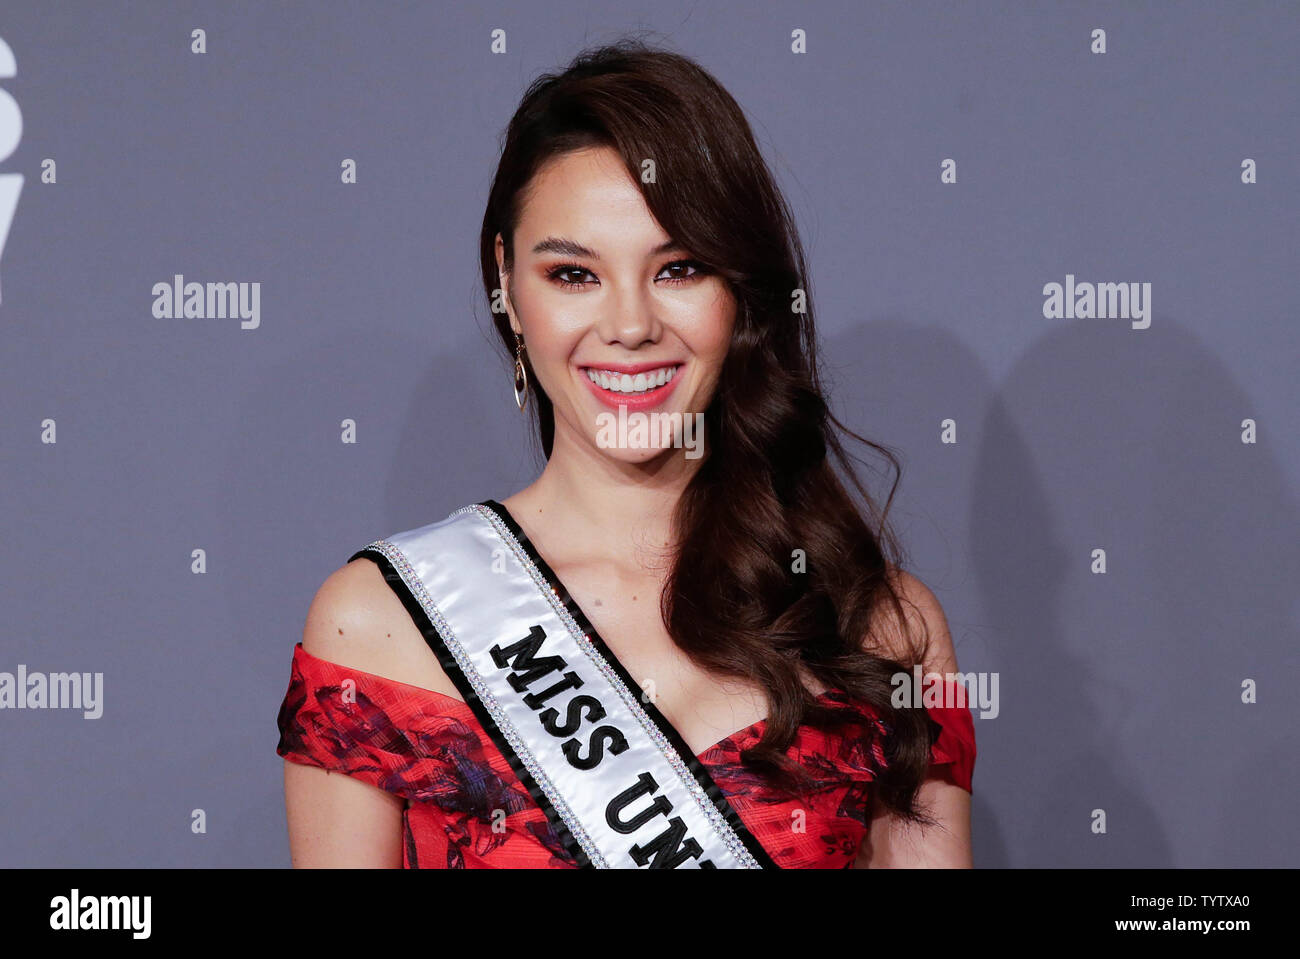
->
[478,37,941,825]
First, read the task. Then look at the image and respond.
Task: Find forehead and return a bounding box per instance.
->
[516,146,668,249]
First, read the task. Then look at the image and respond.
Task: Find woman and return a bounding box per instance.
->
[277,39,974,869]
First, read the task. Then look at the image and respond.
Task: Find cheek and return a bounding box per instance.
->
[526,339,580,394]
[515,285,585,371]
[690,293,736,364]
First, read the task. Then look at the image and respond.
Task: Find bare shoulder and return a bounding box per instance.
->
[300,556,461,699]
[863,565,959,675]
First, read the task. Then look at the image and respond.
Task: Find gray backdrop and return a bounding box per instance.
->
[1,1,1296,868]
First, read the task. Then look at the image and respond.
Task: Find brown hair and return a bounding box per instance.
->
[478,36,939,824]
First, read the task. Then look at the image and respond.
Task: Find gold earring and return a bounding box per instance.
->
[513,332,528,411]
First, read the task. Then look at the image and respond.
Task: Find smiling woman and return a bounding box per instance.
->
[496,145,736,459]
[277,37,974,870]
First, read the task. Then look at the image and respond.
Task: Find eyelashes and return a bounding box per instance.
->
[544,259,710,290]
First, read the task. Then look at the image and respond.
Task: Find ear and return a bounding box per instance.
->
[494,233,522,336]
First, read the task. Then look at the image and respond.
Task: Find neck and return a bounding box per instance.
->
[506,422,703,563]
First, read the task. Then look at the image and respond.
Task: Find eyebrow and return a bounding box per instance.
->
[529,236,686,260]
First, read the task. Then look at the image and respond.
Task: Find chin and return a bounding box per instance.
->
[591,439,679,465]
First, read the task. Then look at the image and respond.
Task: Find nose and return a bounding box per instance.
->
[594,281,662,349]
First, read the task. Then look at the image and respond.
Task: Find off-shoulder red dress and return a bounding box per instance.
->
[277,642,975,869]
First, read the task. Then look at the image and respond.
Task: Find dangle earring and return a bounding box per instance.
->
[512,332,529,411]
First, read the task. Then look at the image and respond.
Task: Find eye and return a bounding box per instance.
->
[657,259,708,285]
[545,263,595,290]
[543,259,710,291]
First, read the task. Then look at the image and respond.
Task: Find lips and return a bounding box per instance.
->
[579,362,683,410]
[584,364,678,394]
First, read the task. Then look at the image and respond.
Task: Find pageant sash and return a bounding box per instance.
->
[348,501,776,869]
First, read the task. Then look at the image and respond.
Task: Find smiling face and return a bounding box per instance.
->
[495,146,735,464]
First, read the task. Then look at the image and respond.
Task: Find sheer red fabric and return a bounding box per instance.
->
[277,642,975,869]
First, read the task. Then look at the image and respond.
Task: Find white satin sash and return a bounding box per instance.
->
[350,502,773,870]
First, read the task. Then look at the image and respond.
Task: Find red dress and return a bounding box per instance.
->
[276,641,975,869]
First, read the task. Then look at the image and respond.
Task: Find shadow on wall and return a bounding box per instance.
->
[825,312,1298,868]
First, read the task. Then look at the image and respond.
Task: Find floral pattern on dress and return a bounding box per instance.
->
[277,643,973,869]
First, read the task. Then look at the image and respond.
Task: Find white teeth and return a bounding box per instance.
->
[584,365,678,394]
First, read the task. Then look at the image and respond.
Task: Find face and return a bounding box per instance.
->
[495,146,735,465]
